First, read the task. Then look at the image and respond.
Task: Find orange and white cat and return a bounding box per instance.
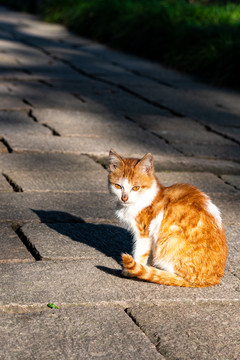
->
[108,149,227,287]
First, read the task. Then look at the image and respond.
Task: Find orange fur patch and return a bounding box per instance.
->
[110,151,228,288]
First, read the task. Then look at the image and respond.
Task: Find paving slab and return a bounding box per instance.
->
[210,193,240,226]
[227,244,240,262]
[182,86,240,116]
[0,52,19,66]
[7,17,70,41]
[174,142,240,161]
[32,108,142,137]
[59,34,92,47]
[0,110,50,136]
[20,221,240,264]
[221,225,240,266]
[98,153,240,175]
[210,124,240,143]
[4,128,178,156]
[0,6,36,24]
[1,153,108,192]
[134,115,235,145]
[0,192,116,223]
[98,72,160,88]
[76,59,129,77]
[0,51,34,80]
[13,19,68,38]
[0,7,240,360]
[153,155,240,174]
[48,77,118,94]
[0,69,32,81]
[0,187,234,225]
[2,169,108,192]
[0,83,27,110]
[99,79,240,145]
[0,40,77,81]
[0,153,103,172]
[0,306,164,360]
[46,79,172,118]
[44,46,129,76]
[227,257,240,280]
[9,81,88,110]
[128,113,240,160]
[0,174,12,191]
[0,259,239,307]
[125,82,240,128]
[0,38,36,55]
[13,55,84,81]
[0,141,8,153]
[225,225,240,278]
[0,223,33,263]
[156,171,237,194]
[225,225,240,249]
[0,27,14,40]
[21,222,132,262]
[221,175,240,190]
[126,303,240,360]
[78,44,197,88]
[45,45,98,64]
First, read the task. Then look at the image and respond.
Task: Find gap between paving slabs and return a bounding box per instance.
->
[1,157,115,265]
[2,9,240,127]
[0,12,239,360]
[28,109,61,136]
[0,304,165,360]
[12,224,42,261]
[2,172,23,192]
[8,26,239,157]
[2,9,240,280]
[2,43,239,162]
[2,234,237,358]
[1,153,239,267]
[0,137,13,153]
[37,39,240,147]
[0,217,210,359]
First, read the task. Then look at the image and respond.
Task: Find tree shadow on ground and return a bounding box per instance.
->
[32,209,132,263]
[1,17,240,160]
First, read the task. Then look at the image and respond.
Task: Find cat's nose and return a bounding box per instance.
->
[121,194,128,202]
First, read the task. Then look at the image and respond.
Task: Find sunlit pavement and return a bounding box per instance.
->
[0,6,239,359]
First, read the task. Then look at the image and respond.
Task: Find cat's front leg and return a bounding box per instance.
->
[133,234,151,265]
[121,235,151,278]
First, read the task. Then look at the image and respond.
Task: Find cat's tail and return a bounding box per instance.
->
[122,253,198,288]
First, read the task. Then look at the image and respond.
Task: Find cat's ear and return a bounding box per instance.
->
[137,153,154,175]
[109,149,124,172]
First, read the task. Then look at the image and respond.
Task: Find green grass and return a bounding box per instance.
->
[1,0,240,88]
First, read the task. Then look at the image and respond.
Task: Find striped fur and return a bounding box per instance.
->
[109,150,228,288]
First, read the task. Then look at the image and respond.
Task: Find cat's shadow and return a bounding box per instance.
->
[31,209,132,264]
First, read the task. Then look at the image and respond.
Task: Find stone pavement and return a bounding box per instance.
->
[0,6,239,360]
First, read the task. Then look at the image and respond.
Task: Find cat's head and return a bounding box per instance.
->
[108,149,156,206]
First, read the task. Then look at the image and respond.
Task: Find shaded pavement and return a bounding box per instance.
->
[0,6,239,360]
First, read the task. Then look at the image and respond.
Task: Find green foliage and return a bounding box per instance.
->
[1,0,240,88]
[47,303,59,309]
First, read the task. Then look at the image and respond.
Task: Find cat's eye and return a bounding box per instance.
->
[132,186,140,191]
[114,184,122,189]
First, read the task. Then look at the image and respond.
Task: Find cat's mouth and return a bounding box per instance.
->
[120,200,131,206]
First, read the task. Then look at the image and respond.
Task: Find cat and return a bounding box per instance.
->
[108,149,228,287]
